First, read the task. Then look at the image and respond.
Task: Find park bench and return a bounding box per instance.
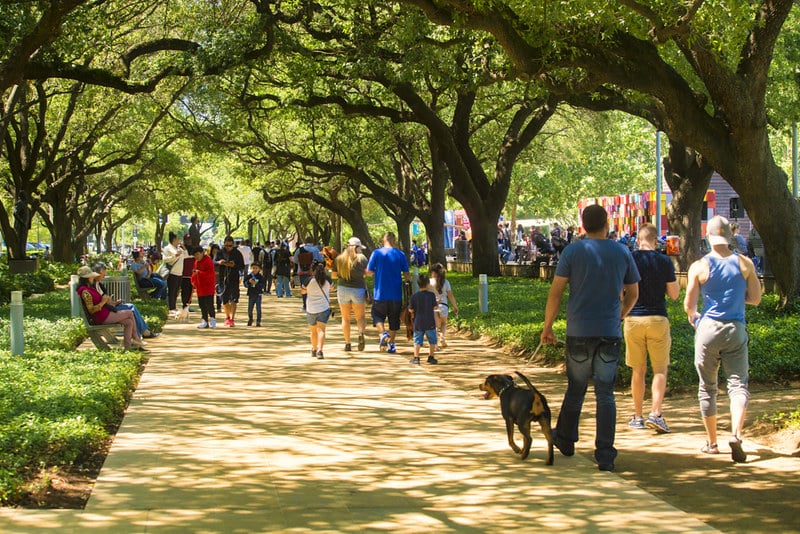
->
[78,298,122,350]
[134,277,153,301]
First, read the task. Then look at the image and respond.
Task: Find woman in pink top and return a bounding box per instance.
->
[76,266,142,350]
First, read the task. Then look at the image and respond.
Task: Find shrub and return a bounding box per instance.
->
[447,272,800,390]
[0,348,146,503]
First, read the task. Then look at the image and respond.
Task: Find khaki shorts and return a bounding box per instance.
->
[623,315,671,369]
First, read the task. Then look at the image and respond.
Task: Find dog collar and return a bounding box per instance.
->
[497,384,511,397]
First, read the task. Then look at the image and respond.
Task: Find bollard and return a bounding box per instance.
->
[70,274,81,318]
[478,273,488,313]
[10,291,24,355]
[411,265,419,293]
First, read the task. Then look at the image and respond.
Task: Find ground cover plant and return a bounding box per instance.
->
[446,272,800,391]
[0,284,158,505]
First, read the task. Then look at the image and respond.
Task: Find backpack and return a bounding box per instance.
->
[251,246,262,267]
[297,246,314,271]
[260,248,272,269]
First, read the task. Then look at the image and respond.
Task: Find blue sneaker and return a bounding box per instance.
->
[628,415,645,429]
[387,343,396,354]
[646,414,670,434]
[379,332,390,351]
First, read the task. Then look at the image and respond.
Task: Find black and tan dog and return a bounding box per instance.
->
[480,371,554,465]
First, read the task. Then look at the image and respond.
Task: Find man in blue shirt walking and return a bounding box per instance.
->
[541,205,640,471]
[366,232,410,354]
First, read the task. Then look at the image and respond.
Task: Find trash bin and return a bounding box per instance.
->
[104,276,131,303]
[455,239,470,262]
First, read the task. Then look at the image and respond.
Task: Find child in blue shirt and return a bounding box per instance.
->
[407,273,439,365]
[243,263,266,326]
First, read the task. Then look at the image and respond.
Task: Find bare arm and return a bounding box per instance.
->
[684,260,705,326]
[665,280,680,300]
[446,289,459,314]
[541,275,568,344]
[621,282,639,319]
[740,255,762,306]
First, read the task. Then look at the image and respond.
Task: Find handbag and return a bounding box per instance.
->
[157,261,174,278]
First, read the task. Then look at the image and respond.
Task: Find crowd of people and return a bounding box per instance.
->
[77,210,760,468]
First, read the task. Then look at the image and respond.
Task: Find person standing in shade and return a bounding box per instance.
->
[162,231,187,316]
[366,232,410,354]
[334,237,369,352]
[623,223,679,433]
[273,242,293,298]
[189,215,201,248]
[541,204,640,472]
[214,235,244,327]
[684,215,762,463]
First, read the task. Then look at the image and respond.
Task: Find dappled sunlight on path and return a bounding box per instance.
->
[5,294,788,532]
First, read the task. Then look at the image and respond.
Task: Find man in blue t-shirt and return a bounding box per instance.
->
[366,232,410,354]
[624,223,679,434]
[541,204,640,472]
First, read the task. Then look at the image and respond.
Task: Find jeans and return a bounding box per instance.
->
[117,303,147,338]
[555,336,621,467]
[248,294,262,323]
[276,275,291,297]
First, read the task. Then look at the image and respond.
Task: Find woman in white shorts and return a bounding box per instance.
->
[334,237,369,352]
[430,263,459,348]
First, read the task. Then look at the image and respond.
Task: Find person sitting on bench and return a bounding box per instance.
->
[76,266,143,351]
[93,262,159,339]
[130,249,167,299]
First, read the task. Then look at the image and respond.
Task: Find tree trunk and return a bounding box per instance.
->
[468,211,501,276]
[393,213,415,260]
[663,141,713,271]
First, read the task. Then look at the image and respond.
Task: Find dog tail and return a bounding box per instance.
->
[515,370,549,414]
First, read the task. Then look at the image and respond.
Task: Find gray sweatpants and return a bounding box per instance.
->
[694,318,750,418]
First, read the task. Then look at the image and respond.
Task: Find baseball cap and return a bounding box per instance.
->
[706,215,733,246]
[347,237,363,248]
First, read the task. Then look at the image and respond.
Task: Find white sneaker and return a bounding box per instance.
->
[197,320,208,329]
[209,318,217,328]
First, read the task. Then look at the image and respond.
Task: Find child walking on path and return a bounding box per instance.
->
[243,263,266,326]
[430,263,458,349]
[305,263,332,359]
[192,246,217,329]
[407,273,439,365]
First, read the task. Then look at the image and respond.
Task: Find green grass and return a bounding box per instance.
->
[445,272,800,390]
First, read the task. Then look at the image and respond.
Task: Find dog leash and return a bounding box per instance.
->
[525,338,564,365]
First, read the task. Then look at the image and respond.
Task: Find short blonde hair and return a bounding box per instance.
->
[637,223,657,244]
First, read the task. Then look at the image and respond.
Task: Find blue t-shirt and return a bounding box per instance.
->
[367,247,409,301]
[408,290,437,331]
[629,250,676,317]
[555,238,640,337]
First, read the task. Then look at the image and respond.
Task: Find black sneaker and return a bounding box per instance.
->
[598,463,615,472]
[247,320,253,326]
[409,357,421,365]
[427,356,438,364]
[316,351,324,360]
[551,428,575,457]
[344,343,352,352]
[311,349,317,358]
[357,333,366,351]
[729,437,747,463]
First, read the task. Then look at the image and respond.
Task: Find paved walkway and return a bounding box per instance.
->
[3,292,789,532]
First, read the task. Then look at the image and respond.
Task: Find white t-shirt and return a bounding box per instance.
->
[239,245,252,266]
[305,278,331,314]
[430,276,452,306]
